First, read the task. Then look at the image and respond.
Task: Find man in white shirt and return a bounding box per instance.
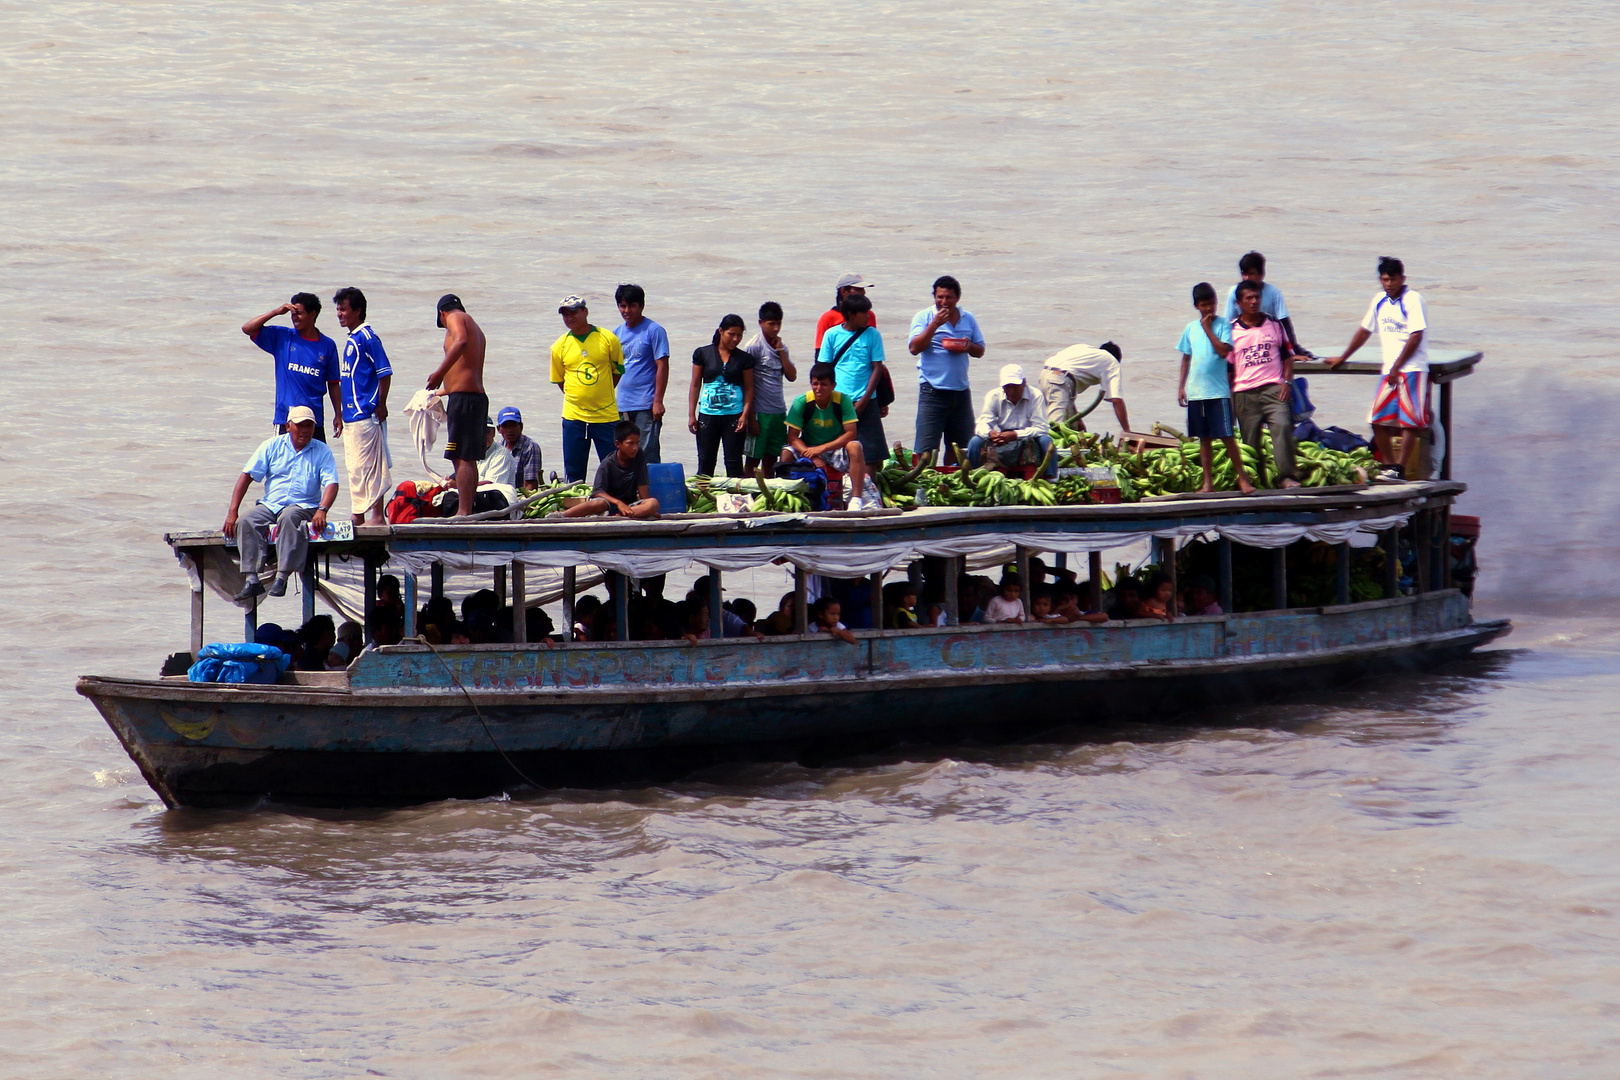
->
[1038,341,1131,433]
[967,364,1055,475]
[477,418,518,486]
[1326,256,1430,478]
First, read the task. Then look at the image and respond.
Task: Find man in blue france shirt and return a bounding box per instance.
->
[222,406,340,601]
[908,274,986,464]
[242,291,342,440]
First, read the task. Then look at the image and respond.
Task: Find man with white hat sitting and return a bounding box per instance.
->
[223,405,340,601]
[966,364,1056,476]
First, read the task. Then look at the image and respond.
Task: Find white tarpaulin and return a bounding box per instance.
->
[384,510,1416,581]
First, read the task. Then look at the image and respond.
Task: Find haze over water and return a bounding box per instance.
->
[3,1,1618,1075]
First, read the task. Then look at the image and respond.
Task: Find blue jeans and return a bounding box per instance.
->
[562,419,617,482]
[913,383,976,462]
[966,433,1056,476]
[619,409,662,464]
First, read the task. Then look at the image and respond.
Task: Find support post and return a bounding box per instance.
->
[301,565,317,626]
[944,557,960,627]
[1441,507,1453,590]
[1439,382,1453,481]
[403,574,418,638]
[364,554,379,642]
[1159,538,1177,608]
[708,568,723,639]
[870,568,885,631]
[1419,511,1432,595]
[430,561,444,602]
[1272,546,1288,610]
[1218,537,1234,614]
[244,597,258,642]
[494,564,507,607]
[190,588,204,655]
[1015,545,1032,618]
[1335,542,1351,605]
[1055,552,1067,575]
[1383,527,1401,598]
[562,565,577,640]
[510,561,526,643]
[794,566,809,634]
[615,572,630,642]
[1088,551,1103,613]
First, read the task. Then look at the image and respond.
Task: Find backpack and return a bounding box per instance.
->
[1319,426,1371,453]
[385,481,443,524]
[776,457,830,511]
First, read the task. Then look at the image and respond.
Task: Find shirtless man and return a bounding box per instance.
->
[426,294,488,518]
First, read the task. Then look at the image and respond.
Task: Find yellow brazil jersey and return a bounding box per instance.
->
[549,327,625,424]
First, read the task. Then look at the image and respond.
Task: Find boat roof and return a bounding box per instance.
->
[166,479,1465,558]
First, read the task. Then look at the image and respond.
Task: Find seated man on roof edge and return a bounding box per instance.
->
[781,361,871,510]
[967,364,1057,476]
[223,405,340,601]
[560,420,661,519]
[477,417,518,487]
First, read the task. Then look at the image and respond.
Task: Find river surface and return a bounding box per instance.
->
[3,1,1619,1076]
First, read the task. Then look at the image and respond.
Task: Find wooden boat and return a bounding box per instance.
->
[78,353,1506,808]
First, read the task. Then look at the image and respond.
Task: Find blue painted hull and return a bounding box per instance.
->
[78,592,1508,807]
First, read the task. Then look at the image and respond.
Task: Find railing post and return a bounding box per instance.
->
[708,568,724,639]
[1159,537,1177,607]
[615,571,631,642]
[1088,551,1103,613]
[944,557,960,627]
[190,587,204,655]
[364,554,379,643]
[494,564,507,607]
[403,573,418,637]
[511,561,527,643]
[794,565,809,634]
[870,568,885,631]
[1272,546,1288,610]
[301,565,317,626]
[1439,381,1454,481]
[1383,527,1401,598]
[244,597,258,642]
[430,560,445,602]
[562,566,576,640]
[1335,542,1350,605]
[1015,545,1032,618]
[1441,507,1453,590]
[1413,512,1430,595]
[1218,537,1234,614]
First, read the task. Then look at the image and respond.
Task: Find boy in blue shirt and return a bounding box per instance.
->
[1178,282,1256,495]
[613,283,672,463]
[1221,251,1312,358]
[242,292,341,441]
[818,292,889,468]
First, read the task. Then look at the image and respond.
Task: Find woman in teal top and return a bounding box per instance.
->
[688,314,756,477]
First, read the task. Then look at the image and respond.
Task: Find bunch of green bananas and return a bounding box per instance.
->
[748,492,812,513]
[521,482,594,517]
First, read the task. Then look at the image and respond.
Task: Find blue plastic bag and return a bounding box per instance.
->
[775,457,830,511]
[188,643,291,684]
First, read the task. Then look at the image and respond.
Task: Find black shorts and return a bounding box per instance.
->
[443,392,489,463]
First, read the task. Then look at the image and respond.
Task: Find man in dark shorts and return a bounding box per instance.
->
[426,294,489,518]
[561,421,661,519]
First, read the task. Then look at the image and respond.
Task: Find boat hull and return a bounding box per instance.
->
[78,593,1509,807]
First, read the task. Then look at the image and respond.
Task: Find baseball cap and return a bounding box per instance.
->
[497,406,523,426]
[436,293,464,327]
[285,405,317,425]
[835,272,873,290]
[485,416,496,429]
[558,294,587,313]
[998,364,1026,386]
[253,622,298,648]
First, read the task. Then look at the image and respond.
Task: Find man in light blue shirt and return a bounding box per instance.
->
[612,283,672,463]
[818,292,889,467]
[223,406,340,601]
[908,274,986,463]
[1221,251,1311,356]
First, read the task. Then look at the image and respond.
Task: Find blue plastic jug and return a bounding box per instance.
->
[646,462,688,513]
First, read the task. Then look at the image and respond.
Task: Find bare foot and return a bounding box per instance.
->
[1238,482,1257,495]
[1199,484,1215,494]
[1281,479,1302,489]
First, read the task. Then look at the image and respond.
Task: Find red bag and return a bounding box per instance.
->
[385,481,444,524]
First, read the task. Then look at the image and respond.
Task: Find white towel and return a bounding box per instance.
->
[402,388,450,485]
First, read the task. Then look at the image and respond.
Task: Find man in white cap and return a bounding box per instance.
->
[967,364,1055,476]
[222,405,340,601]
[813,272,877,358]
[1038,341,1132,433]
[550,294,625,482]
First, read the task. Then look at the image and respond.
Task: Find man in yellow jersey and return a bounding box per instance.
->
[550,294,626,482]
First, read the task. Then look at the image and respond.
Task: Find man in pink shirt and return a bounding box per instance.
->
[1229,280,1301,488]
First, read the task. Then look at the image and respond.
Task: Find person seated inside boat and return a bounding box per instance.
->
[1137,573,1178,621]
[783,362,871,511]
[1107,579,1143,621]
[1183,574,1223,616]
[678,596,710,643]
[758,592,798,635]
[572,595,602,641]
[810,597,858,644]
[1029,588,1065,624]
[1050,583,1109,625]
[983,573,1026,624]
[419,596,461,645]
[376,575,406,623]
[964,575,997,623]
[294,615,337,670]
[691,577,764,639]
[561,421,661,519]
[884,580,921,630]
[253,622,299,653]
[327,619,364,668]
[728,598,758,631]
[224,405,340,601]
[371,611,404,647]
[526,605,557,644]
[966,365,1056,478]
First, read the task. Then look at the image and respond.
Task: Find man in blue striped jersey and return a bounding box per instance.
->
[332,286,393,525]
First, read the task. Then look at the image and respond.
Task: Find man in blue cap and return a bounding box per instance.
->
[495,406,543,489]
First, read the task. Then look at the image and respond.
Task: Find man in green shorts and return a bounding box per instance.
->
[743,301,796,477]
[783,362,869,511]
